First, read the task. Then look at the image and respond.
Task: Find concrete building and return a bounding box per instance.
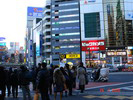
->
[42,0,52,65]
[26,7,43,67]
[51,0,81,65]
[80,0,133,66]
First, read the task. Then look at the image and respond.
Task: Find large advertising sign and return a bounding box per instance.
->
[0,42,6,46]
[36,32,40,57]
[10,42,14,47]
[125,0,133,20]
[0,37,6,41]
[82,40,105,51]
[27,7,43,18]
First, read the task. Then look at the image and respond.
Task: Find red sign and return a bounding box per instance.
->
[82,40,105,51]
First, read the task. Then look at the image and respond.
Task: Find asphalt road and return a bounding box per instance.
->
[5,72,133,100]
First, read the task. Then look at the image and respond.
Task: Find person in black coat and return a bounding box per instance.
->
[0,66,6,100]
[19,66,32,100]
[11,69,19,98]
[6,67,13,97]
[36,62,50,100]
[65,64,73,96]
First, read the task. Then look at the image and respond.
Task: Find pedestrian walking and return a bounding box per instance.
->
[71,66,77,88]
[60,67,69,97]
[19,65,32,100]
[31,67,36,91]
[10,69,19,98]
[36,62,50,100]
[6,67,12,97]
[0,66,6,100]
[77,62,86,93]
[65,64,73,96]
[48,64,54,95]
[53,65,66,100]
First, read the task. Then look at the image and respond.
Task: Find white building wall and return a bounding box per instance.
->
[80,0,104,41]
[80,0,105,65]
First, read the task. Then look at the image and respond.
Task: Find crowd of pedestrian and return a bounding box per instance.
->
[0,61,88,100]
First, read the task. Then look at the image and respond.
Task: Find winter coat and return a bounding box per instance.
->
[53,68,65,86]
[18,70,30,86]
[36,68,50,90]
[0,68,6,89]
[78,67,86,85]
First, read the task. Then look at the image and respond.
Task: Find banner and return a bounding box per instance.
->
[82,40,105,51]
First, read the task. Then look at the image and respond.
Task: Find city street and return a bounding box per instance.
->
[5,72,133,100]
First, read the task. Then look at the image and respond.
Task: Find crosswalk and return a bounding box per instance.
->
[120,85,133,91]
[83,95,133,100]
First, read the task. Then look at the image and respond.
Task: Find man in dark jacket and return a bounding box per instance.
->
[11,69,19,98]
[0,66,6,100]
[19,66,32,100]
[65,64,73,96]
[36,62,50,100]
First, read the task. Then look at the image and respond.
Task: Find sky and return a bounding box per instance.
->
[0,0,45,48]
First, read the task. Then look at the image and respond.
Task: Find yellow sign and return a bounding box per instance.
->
[66,54,80,59]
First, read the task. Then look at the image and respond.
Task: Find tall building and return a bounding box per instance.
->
[51,0,81,65]
[103,0,133,65]
[80,0,105,67]
[42,0,52,64]
[26,7,43,67]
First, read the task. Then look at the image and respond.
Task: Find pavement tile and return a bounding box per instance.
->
[83,95,98,99]
[98,95,112,99]
[113,96,127,99]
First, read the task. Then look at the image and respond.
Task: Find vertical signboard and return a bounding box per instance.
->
[125,0,133,20]
[36,32,40,57]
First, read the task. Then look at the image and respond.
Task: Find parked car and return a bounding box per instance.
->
[117,65,126,71]
[109,67,119,72]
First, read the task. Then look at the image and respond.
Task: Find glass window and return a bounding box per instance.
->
[59,2,78,6]
[84,13,101,38]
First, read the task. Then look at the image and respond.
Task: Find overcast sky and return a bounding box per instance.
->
[0,0,45,48]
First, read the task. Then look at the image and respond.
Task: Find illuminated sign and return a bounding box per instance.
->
[0,42,6,46]
[66,54,80,59]
[27,7,43,18]
[82,40,105,51]
[0,37,6,41]
[10,42,14,47]
[128,46,133,50]
[107,51,126,56]
[88,0,96,2]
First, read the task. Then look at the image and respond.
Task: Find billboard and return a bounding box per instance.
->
[36,32,40,57]
[125,0,133,20]
[82,40,105,51]
[10,42,14,47]
[0,42,6,46]
[27,7,43,18]
[0,37,6,41]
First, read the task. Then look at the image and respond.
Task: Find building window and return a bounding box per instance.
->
[84,12,101,38]
[55,5,59,7]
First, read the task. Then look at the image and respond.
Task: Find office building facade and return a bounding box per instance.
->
[51,0,81,65]
[42,0,52,64]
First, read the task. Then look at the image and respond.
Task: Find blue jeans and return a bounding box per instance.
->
[21,85,32,100]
